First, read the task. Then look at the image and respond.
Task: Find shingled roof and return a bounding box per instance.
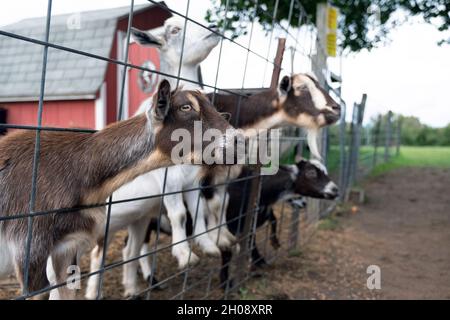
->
[0,3,156,102]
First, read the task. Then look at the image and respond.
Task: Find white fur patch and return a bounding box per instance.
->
[0,231,14,278]
[310,158,328,175]
[323,181,338,194]
[299,74,328,111]
[242,111,288,136]
[285,164,299,181]
[305,72,319,81]
[306,129,323,161]
[164,17,185,30]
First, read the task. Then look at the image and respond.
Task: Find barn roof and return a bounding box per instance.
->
[0,3,164,102]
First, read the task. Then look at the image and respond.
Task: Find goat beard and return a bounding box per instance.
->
[307,128,322,161]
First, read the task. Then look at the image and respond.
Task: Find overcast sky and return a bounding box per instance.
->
[1,0,449,127]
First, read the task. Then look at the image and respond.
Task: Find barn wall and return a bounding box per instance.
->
[117,6,171,116]
[105,35,118,124]
[127,43,160,116]
[2,100,96,129]
[117,6,171,32]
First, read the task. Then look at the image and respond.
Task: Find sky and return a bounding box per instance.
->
[1,0,449,128]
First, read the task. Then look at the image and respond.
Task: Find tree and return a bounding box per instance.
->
[206,0,450,53]
[366,112,450,146]
[439,124,450,146]
[397,116,423,145]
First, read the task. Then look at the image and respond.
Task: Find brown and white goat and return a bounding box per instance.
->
[200,73,341,245]
[122,73,341,296]
[0,80,234,299]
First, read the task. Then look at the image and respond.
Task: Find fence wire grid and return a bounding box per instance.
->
[0,0,400,300]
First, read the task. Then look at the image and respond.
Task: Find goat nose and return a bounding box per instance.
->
[331,102,340,111]
[331,185,339,196]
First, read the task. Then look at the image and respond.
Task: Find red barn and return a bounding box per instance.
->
[0,3,171,131]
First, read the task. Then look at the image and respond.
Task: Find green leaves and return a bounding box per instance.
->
[205,0,450,52]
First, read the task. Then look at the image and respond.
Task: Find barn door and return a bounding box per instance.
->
[127,42,160,116]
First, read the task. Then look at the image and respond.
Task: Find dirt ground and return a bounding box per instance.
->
[1,167,449,300]
[242,167,450,300]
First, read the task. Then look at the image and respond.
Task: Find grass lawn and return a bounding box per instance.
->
[324,145,383,174]
[281,144,450,176]
[371,146,450,176]
[281,145,383,173]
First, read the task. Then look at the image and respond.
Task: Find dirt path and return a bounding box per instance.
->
[349,167,450,299]
[243,167,450,300]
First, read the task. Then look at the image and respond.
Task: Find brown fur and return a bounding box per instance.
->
[0,82,232,298]
[206,73,340,129]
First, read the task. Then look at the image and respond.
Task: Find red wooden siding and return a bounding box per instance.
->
[117,6,169,117]
[128,43,160,116]
[2,100,95,129]
[1,6,171,130]
[118,6,171,32]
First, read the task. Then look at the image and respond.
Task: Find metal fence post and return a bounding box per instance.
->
[338,101,347,199]
[396,116,402,156]
[345,103,357,193]
[384,111,393,162]
[347,94,366,188]
[354,95,367,182]
[306,2,328,226]
[372,114,382,168]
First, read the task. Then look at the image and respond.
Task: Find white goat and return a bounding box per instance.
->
[85,17,236,299]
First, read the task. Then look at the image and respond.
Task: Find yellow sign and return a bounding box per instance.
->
[328,6,338,30]
[327,33,337,57]
[326,5,338,57]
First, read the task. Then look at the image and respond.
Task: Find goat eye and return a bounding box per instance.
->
[305,170,317,179]
[180,104,192,112]
[171,27,181,35]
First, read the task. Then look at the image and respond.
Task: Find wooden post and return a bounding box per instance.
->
[234,38,286,291]
[234,166,261,285]
[270,38,286,89]
[288,204,301,251]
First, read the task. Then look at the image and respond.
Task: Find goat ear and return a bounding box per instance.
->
[131,27,163,47]
[279,75,292,95]
[220,112,232,122]
[153,80,171,121]
[294,153,304,164]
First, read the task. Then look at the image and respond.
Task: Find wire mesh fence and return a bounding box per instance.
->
[0,0,401,300]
